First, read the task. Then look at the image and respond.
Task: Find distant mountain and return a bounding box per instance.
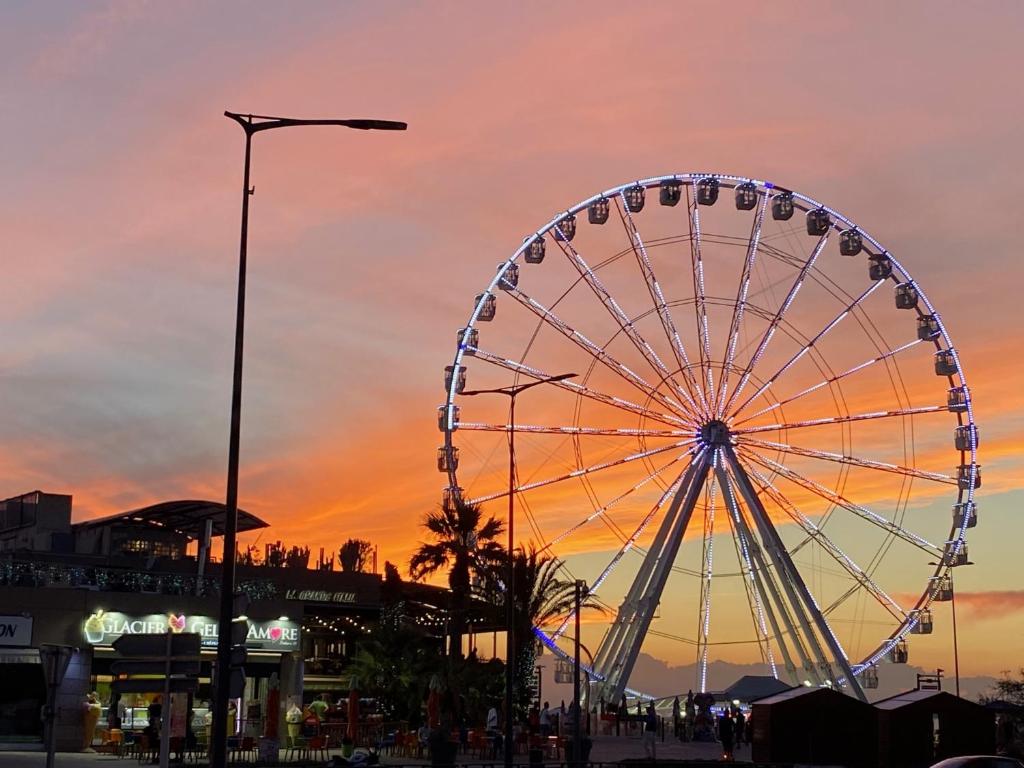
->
[542,652,996,704]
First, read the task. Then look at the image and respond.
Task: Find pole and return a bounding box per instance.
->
[951,573,960,697]
[573,580,583,768]
[503,391,516,768]
[44,683,57,768]
[212,119,252,768]
[159,632,172,768]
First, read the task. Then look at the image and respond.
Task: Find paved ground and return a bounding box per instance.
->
[0,735,752,767]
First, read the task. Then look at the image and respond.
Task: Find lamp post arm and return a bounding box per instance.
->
[225,111,407,134]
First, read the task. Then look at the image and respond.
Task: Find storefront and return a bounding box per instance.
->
[82,605,302,744]
[0,615,44,747]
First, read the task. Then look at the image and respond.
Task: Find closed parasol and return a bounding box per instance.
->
[346,676,360,742]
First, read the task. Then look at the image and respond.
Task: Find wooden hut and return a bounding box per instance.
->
[876,689,995,768]
[751,686,877,768]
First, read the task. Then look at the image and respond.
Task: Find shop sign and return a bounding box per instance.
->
[284,589,357,604]
[0,615,33,647]
[82,610,299,652]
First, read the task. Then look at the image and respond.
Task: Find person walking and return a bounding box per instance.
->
[642,701,658,760]
[671,696,681,740]
[734,709,746,748]
[539,702,551,738]
[718,709,735,762]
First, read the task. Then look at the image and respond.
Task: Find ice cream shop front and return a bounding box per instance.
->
[84,602,303,744]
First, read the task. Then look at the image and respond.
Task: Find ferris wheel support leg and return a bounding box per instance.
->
[723,457,836,689]
[591,453,710,675]
[717,466,806,685]
[594,454,711,703]
[724,447,868,702]
[591,468,696,680]
[592,458,703,696]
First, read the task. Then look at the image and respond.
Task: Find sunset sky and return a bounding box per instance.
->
[2,2,1022,682]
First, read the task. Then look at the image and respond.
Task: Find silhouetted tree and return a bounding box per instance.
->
[339,539,374,572]
[409,499,505,659]
[502,545,602,714]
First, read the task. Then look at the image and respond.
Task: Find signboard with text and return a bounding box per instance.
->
[83,610,299,652]
[284,589,357,604]
[0,615,33,647]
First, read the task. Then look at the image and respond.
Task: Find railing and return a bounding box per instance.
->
[0,556,276,600]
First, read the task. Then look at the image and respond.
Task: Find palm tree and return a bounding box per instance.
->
[409,498,506,659]
[509,545,602,713]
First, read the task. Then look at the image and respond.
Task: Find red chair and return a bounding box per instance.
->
[307,735,328,762]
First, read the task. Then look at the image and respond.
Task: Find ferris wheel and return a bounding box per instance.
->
[438,173,979,702]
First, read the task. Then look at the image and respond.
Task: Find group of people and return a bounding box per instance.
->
[715,706,749,761]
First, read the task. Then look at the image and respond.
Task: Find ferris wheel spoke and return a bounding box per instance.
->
[718,465,807,683]
[735,339,927,427]
[716,192,769,416]
[729,280,885,421]
[466,438,695,506]
[743,464,908,622]
[615,194,710,417]
[737,447,942,555]
[720,232,830,417]
[540,446,697,561]
[737,436,957,485]
[470,347,693,429]
[551,234,702,414]
[733,404,946,436]
[687,188,716,412]
[506,286,693,419]
[695,452,721,691]
[717,464,780,678]
[459,422,692,439]
[724,447,866,699]
[551,455,696,640]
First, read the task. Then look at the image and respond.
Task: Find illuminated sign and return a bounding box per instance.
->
[82,611,299,652]
[284,589,356,604]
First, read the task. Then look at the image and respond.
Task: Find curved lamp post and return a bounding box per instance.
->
[212,111,406,768]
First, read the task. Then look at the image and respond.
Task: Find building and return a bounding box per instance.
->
[751,686,878,768]
[0,490,466,751]
[876,689,996,768]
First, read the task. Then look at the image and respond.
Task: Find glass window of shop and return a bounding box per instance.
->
[0,653,45,745]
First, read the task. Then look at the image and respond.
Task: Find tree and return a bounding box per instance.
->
[981,669,1024,757]
[339,539,374,573]
[507,545,602,715]
[284,545,310,569]
[236,544,262,566]
[409,499,506,659]
[981,669,1024,706]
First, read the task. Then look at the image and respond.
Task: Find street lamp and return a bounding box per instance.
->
[573,579,587,768]
[212,111,406,768]
[460,372,577,768]
[929,560,973,698]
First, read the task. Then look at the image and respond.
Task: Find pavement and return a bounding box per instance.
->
[0,734,752,767]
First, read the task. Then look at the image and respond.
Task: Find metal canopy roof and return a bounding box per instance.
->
[73,500,268,539]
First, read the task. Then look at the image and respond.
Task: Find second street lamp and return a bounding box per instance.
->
[460,372,576,768]
[212,111,406,768]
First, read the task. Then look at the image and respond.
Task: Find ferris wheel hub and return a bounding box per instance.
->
[699,419,732,447]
